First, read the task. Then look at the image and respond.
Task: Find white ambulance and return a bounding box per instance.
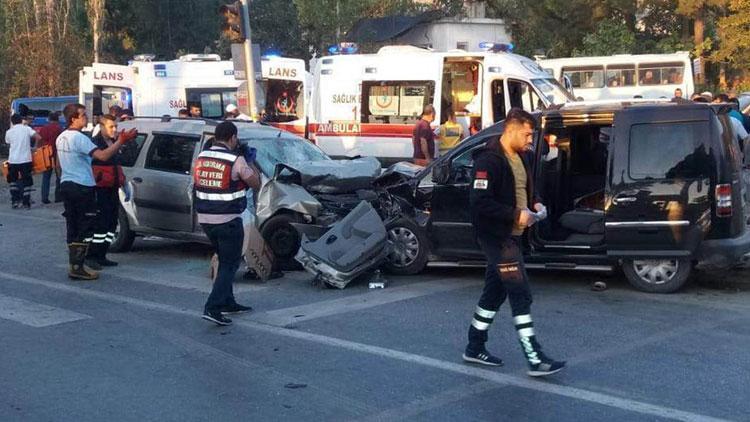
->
[308,43,576,164]
[254,55,309,137]
[79,54,308,126]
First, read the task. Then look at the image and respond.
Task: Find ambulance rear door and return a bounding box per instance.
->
[82,63,135,119]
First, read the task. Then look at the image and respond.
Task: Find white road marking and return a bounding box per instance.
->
[54,264,266,294]
[0,271,731,422]
[252,278,481,327]
[0,293,89,327]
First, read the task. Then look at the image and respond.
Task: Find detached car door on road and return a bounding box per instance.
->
[130,133,200,232]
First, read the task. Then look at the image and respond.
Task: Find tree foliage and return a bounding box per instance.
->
[576,18,637,56]
[712,0,750,66]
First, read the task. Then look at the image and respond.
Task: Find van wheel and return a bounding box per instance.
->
[622,258,692,293]
[260,213,302,271]
[110,207,135,253]
[383,218,428,275]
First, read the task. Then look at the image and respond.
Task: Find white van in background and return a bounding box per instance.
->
[538,52,694,101]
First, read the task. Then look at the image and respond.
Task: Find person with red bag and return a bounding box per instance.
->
[88,114,129,269]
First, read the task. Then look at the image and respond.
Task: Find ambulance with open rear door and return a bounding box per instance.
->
[308,43,576,164]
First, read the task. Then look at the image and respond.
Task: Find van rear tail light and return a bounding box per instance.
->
[715,184,733,217]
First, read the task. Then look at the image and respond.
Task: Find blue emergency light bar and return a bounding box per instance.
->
[479,42,514,53]
[263,49,281,58]
[327,42,359,55]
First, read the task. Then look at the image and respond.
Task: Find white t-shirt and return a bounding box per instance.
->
[5,124,36,164]
[56,129,98,186]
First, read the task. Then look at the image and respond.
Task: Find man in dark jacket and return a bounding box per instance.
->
[462,108,565,377]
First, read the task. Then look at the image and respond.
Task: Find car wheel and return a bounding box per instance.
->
[622,258,692,293]
[260,213,303,271]
[109,207,135,253]
[383,218,428,275]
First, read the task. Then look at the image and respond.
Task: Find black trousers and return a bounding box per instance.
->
[7,162,33,206]
[468,235,533,349]
[60,182,97,244]
[201,218,244,312]
[93,187,119,247]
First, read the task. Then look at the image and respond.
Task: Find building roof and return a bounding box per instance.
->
[346,10,445,43]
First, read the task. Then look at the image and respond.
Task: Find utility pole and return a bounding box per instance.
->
[239,0,258,120]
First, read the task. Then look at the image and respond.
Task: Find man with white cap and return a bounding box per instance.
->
[225,104,252,121]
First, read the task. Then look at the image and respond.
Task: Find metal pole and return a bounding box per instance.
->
[240,0,258,120]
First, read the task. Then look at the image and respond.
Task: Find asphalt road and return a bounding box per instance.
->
[1,186,749,421]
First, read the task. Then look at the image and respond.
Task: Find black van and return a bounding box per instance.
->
[380,102,750,293]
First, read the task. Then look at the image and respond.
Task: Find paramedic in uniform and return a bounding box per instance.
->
[193,121,260,326]
[88,114,127,268]
[57,103,136,280]
[462,108,565,377]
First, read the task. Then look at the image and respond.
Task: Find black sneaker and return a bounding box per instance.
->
[11,202,19,209]
[202,311,232,326]
[42,199,51,204]
[97,258,119,267]
[462,348,504,367]
[220,303,253,314]
[528,356,566,377]
[85,259,103,271]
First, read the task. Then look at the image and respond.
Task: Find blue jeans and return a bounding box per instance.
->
[41,169,60,202]
[201,218,244,313]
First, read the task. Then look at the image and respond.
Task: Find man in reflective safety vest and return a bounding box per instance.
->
[89,114,127,269]
[194,121,260,326]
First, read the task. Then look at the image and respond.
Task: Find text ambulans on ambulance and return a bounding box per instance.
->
[254,56,309,136]
[308,44,576,164]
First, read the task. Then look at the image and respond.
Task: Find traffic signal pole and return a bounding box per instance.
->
[239,0,258,121]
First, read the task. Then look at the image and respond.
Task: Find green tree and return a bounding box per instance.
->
[676,0,728,81]
[576,18,636,56]
[712,0,750,66]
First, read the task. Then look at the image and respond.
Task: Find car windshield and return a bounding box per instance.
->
[240,135,330,176]
[532,78,576,105]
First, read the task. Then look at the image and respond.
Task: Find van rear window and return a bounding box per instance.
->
[628,121,710,180]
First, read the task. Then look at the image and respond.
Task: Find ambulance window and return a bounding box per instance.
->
[508,80,542,113]
[362,80,435,124]
[119,134,148,167]
[186,89,237,119]
[94,86,132,116]
[145,134,199,174]
[491,80,506,122]
[264,80,304,123]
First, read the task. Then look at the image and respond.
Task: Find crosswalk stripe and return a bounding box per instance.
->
[0,294,90,327]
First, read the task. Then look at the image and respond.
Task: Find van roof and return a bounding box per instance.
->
[118,117,301,139]
[545,100,729,125]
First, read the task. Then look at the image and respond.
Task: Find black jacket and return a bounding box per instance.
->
[469,138,539,240]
